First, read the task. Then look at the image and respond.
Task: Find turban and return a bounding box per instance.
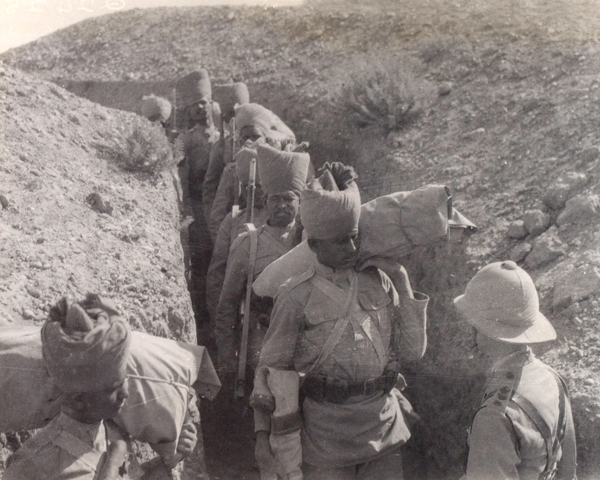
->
[235,147,260,185]
[235,103,296,143]
[213,82,250,119]
[41,294,131,393]
[175,69,212,109]
[301,164,361,240]
[141,95,172,122]
[256,143,310,196]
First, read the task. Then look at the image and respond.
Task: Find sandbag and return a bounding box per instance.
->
[253,184,476,298]
[0,327,220,456]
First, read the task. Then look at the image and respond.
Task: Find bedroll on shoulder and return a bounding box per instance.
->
[253,184,477,298]
[0,326,221,460]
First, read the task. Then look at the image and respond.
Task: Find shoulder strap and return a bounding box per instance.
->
[509,367,575,480]
[510,392,555,472]
[304,271,358,377]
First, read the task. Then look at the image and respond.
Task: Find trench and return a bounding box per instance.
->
[57,78,491,480]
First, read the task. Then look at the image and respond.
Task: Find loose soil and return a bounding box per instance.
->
[2,0,600,478]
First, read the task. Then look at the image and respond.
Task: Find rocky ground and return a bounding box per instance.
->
[2,0,600,478]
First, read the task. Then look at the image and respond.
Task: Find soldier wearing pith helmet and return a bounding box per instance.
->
[455,261,577,480]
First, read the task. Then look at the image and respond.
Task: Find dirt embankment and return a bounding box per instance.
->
[0,63,208,477]
[3,0,600,478]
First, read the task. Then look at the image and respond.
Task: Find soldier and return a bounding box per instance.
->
[209,103,297,242]
[251,163,429,480]
[4,295,198,480]
[140,94,172,130]
[173,70,220,332]
[455,261,577,480]
[205,147,269,336]
[203,82,251,229]
[214,143,309,380]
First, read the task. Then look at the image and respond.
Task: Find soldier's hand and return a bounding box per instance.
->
[255,431,278,480]
[176,422,198,459]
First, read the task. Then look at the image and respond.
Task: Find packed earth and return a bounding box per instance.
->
[1,0,600,478]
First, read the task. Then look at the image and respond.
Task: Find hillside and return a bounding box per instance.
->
[2,0,600,478]
[0,64,209,477]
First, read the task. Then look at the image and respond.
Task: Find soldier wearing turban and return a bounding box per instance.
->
[206,147,269,333]
[5,295,200,480]
[141,94,172,128]
[5,295,133,480]
[173,70,221,336]
[203,82,251,241]
[208,103,300,244]
[252,163,429,480]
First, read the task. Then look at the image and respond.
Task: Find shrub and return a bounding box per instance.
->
[100,119,176,179]
[338,58,426,132]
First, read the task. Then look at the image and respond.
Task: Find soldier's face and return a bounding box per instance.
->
[84,378,130,421]
[266,191,299,227]
[189,98,210,126]
[310,234,360,270]
[240,126,265,146]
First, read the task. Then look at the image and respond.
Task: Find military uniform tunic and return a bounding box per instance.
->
[465,349,576,480]
[214,221,302,373]
[206,207,269,322]
[5,412,130,480]
[254,263,429,469]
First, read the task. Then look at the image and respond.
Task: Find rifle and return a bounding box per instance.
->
[235,157,257,399]
[230,118,240,220]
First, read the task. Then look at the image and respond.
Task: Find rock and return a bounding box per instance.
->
[522,209,550,237]
[584,378,596,386]
[22,309,35,319]
[572,316,583,326]
[553,266,600,308]
[525,228,566,269]
[581,146,600,166]
[543,172,589,209]
[0,194,8,209]
[439,82,453,96]
[26,286,41,298]
[507,220,528,239]
[556,194,600,227]
[510,242,532,262]
[86,192,113,215]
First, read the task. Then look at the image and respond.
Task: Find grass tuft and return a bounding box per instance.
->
[339,59,426,132]
[100,119,176,179]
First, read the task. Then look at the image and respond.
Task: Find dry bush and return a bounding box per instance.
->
[339,58,427,132]
[100,119,176,179]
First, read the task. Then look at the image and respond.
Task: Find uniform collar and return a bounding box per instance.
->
[57,411,105,444]
[491,347,533,374]
[314,262,355,287]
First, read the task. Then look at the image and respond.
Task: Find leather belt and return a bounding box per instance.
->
[302,372,398,404]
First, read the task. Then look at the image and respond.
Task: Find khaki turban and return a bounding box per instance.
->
[256,143,310,196]
[235,147,260,186]
[41,294,131,393]
[213,82,250,119]
[141,95,172,122]
[301,166,362,240]
[175,69,212,109]
[235,103,296,142]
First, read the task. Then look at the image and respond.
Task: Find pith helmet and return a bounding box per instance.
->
[454,261,556,343]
